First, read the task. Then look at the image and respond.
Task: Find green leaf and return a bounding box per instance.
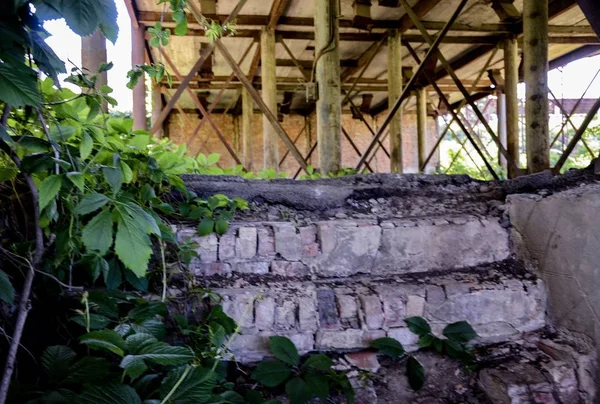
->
[0,270,15,305]
[63,357,110,385]
[197,218,215,236]
[60,0,101,37]
[304,373,329,400]
[78,383,142,404]
[115,209,152,277]
[131,320,166,340]
[302,354,333,371]
[82,209,114,255]
[174,19,188,36]
[406,356,425,391]
[30,31,66,85]
[215,219,228,235]
[159,366,216,403]
[269,336,300,366]
[104,258,122,290]
[405,317,432,336]
[370,337,405,358]
[207,153,220,165]
[433,337,444,353]
[120,161,133,183]
[134,342,195,366]
[0,63,41,107]
[419,334,435,348]
[71,313,111,330]
[442,339,464,359]
[120,203,160,236]
[96,0,119,44]
[209,323,226,348]
[80,131,94,160]
[67,172,85,192]
[103,166,123,196]
[220,391,245,404]
[75,192,110,215]
[128,301,167,323]
[125,333,157,354]
[285,377,312,404]
[38,175,63,211]
[442,321,478,343]
[80,329,126,356]
[41,346,76,381]
[120,355,148,379]
[252,361,292,387]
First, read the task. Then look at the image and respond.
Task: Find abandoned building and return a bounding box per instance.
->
[80,0,600,401]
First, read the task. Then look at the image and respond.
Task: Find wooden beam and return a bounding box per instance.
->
[123,0,139,29]
[504,36,520,178]
[416,88,427,172]
[132,22,146,130]
[388,29,403,172]
[397,0,443,31]
[268,0,291,29]
[550,45,600,70]
[261,27,279,170]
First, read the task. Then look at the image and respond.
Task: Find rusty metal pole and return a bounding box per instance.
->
[242,88,254,171]
[261,27,279,170]
[81,29,108,112]
[416,87,427,172]
[151,85,163,137]
[524,0,550,173]
[314,0,342,174]
[132,23,147,130]
[388,29,403,173]
[504,36,520,178]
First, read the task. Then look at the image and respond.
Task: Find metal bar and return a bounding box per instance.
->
[404,41,499,179]
[355,0,469,171]
[215,41,309,171]
[549,89,595,157]
[277,36,310,81]
[399,0,516,174]
[268,0,290,29]
[160,48,244,166]
[344,92,391,158]
[293,141,318,179]
[342,126,375,173]
[554,97,600,172]
[186,40,255,147]
[279,122,307,166]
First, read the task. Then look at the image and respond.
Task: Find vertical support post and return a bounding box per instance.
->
[416,88,427,172]
[314,0,342,174]
[306,115,313,164]
[242,88,254,171]
[151,84,163,137]
[132,23,146,130]
[497,91,508,171]
[504,36,520,178]
[523,0,549,173]
[81,29,108,112]
[261,27,279,170]
[388,28,403,173]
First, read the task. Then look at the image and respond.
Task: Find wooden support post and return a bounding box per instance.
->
[497,91,508,171]
[314,0,342,174]
[523,0,549,173]
[504,36,520,178]
[81,29,108,112]
[242,88,254,171]
[151,84,163,137]
[416,88,427,172]
[132,22,147,130]
[261,27,279,170]
[388,28,403,172]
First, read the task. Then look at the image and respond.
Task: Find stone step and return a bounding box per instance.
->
[176,214,510,279]
[197,260,546,362]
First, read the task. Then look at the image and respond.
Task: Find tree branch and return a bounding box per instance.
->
[0,104,45,404]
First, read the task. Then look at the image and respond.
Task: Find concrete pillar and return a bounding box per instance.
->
[314,0,342,174]
[242,88,254,171]
[81,29,108,112]
[504,36,520,178]
[416,88,427,172]
[132,23,147,131]
[151,84,163,137]
[497,92,508,172]
[523,0,549,173]
[388,29,403,173]
[260,27,279,170]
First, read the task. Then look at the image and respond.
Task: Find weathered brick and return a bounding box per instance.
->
[298,297,318,332]
[337,294,359,328]
[222,294,255,328]
[300,225,317,244]
[274,225,301,260]
[271,261,309,277]
[195,234,218,262]
[360,295,384,330]
[345,352,380,372]
[406,295,426,317]
[218,234,236,260]
[234,262,269,275]
[303,243,319,257]
[387,328,419,351]
[275,299,297,330]
[382,294,406,329]
[236,227,257,259]
[191,262,232,277]
[257,227,275,257]
[317,289,340,330]
[255,297,275,331]
[316,329,385,350]
[426,285,446,305]
[317,224,337,254]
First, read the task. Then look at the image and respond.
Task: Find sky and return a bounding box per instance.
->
[43,3,600,113]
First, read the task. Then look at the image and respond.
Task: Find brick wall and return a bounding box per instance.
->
[166,111,439,175]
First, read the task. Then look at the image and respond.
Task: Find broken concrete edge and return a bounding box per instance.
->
[180,164,599,213]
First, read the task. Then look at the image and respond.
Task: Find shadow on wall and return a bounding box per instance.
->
[509,186,600,396]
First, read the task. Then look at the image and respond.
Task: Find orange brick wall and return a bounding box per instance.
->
[166,110,439,175]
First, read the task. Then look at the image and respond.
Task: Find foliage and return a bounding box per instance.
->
[370,317,478,390]
[299,165,359,180]
[252,336,354,404]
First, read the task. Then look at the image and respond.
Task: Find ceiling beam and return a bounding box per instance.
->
[397,0,443,31]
